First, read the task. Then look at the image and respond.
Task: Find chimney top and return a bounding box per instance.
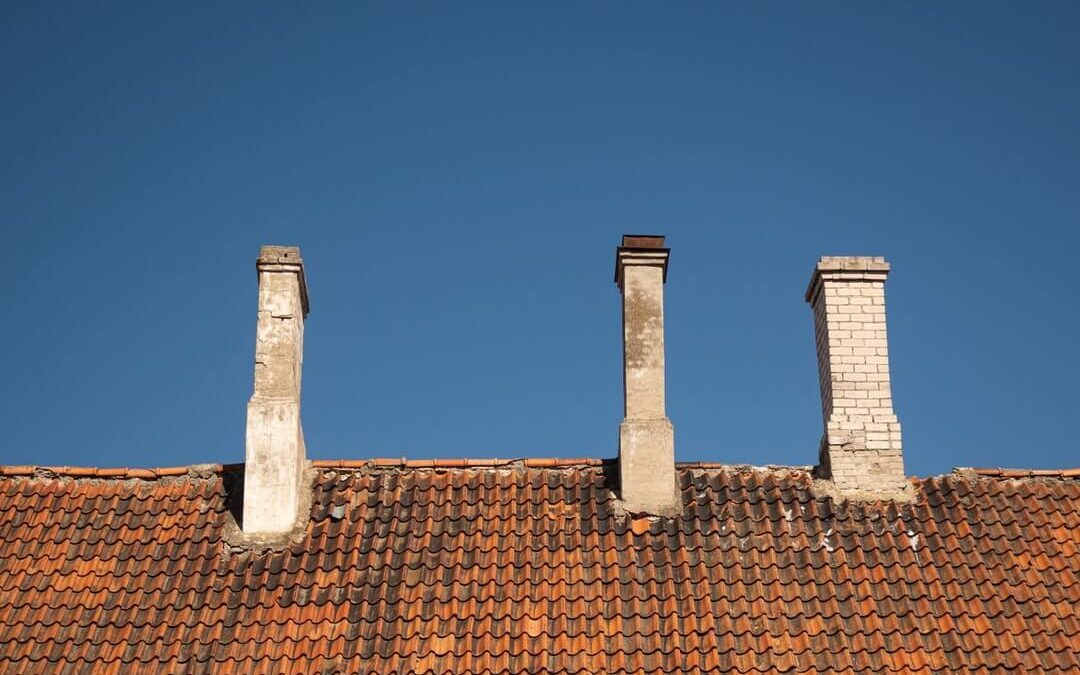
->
[620,235,667,249]
[257,245,309,318]
[615,235,670,285]
[813,255,890,272]
[805,255,890,303]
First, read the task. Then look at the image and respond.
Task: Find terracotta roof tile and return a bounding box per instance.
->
[0,463,1078,673]
[965,467,1080,479]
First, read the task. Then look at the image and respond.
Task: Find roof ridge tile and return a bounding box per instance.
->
[7,461,1076,479]
[961,467,1080,480]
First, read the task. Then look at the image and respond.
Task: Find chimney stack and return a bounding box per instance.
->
[805,256,908,499]
[244,245,310,535]
[615,235,678,515]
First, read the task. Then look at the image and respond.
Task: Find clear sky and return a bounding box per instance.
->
[3,3,1078,476]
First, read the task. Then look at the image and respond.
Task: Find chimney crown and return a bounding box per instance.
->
[805,256,889,303]
[257,245,309,318]
[620,234,667,249]
[615,234,670,285]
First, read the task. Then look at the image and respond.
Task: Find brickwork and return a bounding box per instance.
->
[805,257,907,498]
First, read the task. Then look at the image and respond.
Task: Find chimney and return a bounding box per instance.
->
[244,245,310,535]
[805,256,908,499]
[614,235,678,515]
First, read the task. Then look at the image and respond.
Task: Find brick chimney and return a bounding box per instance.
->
[615,235,678,515]
[244,245,310,535]
[805,256,909,499]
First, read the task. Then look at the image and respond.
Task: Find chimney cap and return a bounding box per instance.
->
[805,255,890,303]
[615,234,670,284]
[256,245,310,317]
[814,255,890,273]
[620,234,667,249]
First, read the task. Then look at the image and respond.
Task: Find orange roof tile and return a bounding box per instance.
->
[965,466,1080,479]
[0,462,1078,673]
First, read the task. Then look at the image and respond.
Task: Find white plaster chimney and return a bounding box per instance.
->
[244,245,310,535]
[805,256,909,500]
[615,235,679,515]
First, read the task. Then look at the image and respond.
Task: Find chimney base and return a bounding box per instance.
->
[244,399,308,535]
[618,418,680,516]
[814,435,913,502]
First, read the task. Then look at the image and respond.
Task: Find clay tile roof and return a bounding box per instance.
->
[1,461,1078,674]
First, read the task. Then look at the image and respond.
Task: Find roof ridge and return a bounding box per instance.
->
[0,463,238,479]
[315,458,607,469]
[960,466,1080,479]
[5,461,1077,481]
[318,459,816,471]
[0,458,817,478]
[0,458,610,479]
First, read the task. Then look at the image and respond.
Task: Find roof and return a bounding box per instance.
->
[1,461,1078,674]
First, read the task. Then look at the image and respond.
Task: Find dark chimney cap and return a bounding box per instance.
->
[615,234,670,285]
[620,235,666,249]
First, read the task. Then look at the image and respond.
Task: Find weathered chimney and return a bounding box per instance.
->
[244,245,310,535]
[805,256,908,499]
[615,235,678,515]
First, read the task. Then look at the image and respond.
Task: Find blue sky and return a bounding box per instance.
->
[3,3,1078,475]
